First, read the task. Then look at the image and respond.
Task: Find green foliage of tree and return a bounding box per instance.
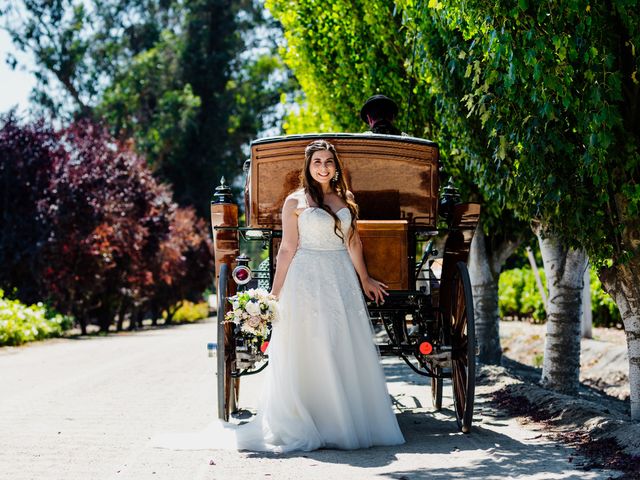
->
[267,0,431,135]
[425,0,639,267]
[97,31,201,171]
[416,0,640,413]
[2,0,181,117]
[267,0,530,366]
[268,0,525,231]
[2,0,295,214]
[498,267,547,323]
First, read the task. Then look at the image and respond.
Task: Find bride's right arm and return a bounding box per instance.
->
[269,197,299,298]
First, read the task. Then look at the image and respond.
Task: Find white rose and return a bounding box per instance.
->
[245,301,260,316]
[268,299,278,310]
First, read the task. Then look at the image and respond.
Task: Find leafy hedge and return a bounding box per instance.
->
[589,271,622,329]
[499,267,621,328]
[163,301,210,324]
[498,268,547,322]
[0,290,72,346]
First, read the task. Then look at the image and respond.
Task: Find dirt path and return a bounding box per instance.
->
[0,320,623,479]
[500,320,629,401]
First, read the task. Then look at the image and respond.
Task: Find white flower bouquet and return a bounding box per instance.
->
[224,288,277,344]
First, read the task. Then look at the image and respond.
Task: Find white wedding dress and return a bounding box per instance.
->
[154,206,404,452]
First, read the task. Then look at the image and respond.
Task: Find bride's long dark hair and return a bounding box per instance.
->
[302,140,358,243]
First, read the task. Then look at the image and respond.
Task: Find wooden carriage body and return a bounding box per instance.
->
[211,133,481,432]
[245,134,439,291]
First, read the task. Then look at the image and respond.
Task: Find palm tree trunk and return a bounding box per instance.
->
[535,228,588,395]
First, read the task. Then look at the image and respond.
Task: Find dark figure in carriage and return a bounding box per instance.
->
[360,94,402,136]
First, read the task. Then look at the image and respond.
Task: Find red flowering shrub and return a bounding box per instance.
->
[0,114,65,303]
[150,207,214,323]
[0,116,213,333]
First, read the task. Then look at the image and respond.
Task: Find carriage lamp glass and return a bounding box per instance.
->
[419,341,433,355]
[232,265,252,285]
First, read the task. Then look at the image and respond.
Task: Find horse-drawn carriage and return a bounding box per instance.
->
[210,133,480,433]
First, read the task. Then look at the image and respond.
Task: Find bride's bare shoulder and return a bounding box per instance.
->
[283,189,307,214]
[285,189,307,207]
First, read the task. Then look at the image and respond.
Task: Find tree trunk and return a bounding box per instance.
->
[581,263,593,339]
[129,308,141,331]
[535,228,588,395]
[116,301,128,332]
[468,223,522,364]
[526,246,548,307]
[599,260,640,420]
[78,316,87,336]
[98,308,112,334]
[150,302,159,326]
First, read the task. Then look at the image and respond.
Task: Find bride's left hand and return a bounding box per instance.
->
[361,276,389,305]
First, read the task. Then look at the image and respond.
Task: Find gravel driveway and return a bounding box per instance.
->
[0,319,623,479]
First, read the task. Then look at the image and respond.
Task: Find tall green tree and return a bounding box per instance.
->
[1,0,180,118]
[397,2,531,364]
[267,0,429,134]
[2,0,294,214]
[158,0,241,211]
[268,0,529,366]
[427,0,640,417]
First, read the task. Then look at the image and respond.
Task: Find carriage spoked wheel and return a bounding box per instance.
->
[449,261,476,433]
[217,263,238,421]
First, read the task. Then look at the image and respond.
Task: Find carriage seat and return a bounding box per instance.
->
[356,220,408,290]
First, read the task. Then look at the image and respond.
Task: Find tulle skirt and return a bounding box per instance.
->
[154,247,404,453]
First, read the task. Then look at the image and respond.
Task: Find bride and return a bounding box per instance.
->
[155,139,404,453]
[237,139,404,452]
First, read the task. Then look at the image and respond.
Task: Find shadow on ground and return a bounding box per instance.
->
[240,408,597,479]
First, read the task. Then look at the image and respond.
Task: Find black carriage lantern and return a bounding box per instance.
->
[212,177,234,204]
[439,177,461,223]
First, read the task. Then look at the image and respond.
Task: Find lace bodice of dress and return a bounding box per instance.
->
[298,207,351,251]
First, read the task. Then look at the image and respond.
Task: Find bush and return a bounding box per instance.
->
[149,207,214,323]
[499,266,621,328]
[498,268,546,322]
[38,120,176,333]
[0,116,213,334]
[163,300,209,323]
[589,270,622,328]
[0,290,73,346]
[0,115,64,304]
